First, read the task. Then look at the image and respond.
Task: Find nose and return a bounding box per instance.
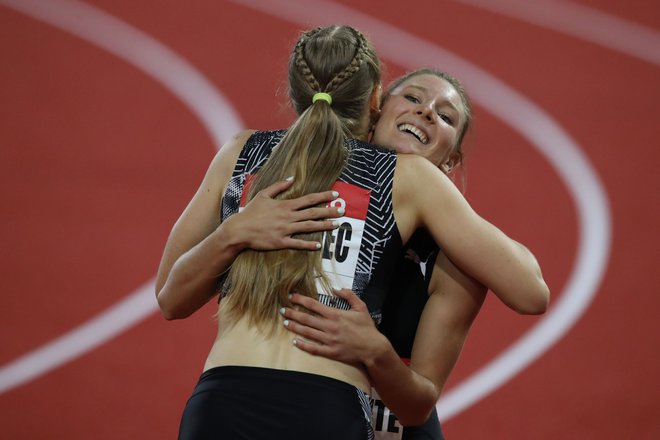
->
[416,104,434,122]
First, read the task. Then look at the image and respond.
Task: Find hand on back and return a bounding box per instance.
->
[227,178,345,252]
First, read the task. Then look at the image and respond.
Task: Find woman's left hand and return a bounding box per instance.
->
[280,289,387,365]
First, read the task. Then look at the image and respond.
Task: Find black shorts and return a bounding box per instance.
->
[178,366,374,440]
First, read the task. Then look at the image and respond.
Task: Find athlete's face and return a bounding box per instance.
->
[372,74,465,168]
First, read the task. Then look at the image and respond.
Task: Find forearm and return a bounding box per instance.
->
[157,181,344,320]
[400,156,549,314]
[157,219,244,319]
[364,333,439,426]
[491,239,549,314]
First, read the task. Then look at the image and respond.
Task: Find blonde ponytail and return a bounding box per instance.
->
[221,26,381,332]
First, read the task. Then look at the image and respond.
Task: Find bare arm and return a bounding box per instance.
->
[407,251,486,400]
[281,155,547,424]
[155,130,343,319]
[367,251,486,424]
[395,154,549,314]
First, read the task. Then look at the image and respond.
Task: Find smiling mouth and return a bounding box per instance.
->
[397,123,428,144]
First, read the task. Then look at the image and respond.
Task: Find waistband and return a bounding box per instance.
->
[199,365,366,395]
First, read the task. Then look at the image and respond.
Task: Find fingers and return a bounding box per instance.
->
[289,190,341,211]
[247,181,346,250]
[281,304,327,330]
[292,206,344,222]
[333,289,368,312]
[291,337,333,357]
[289,219,341,234]
[259,182,342,212]
[289,293,337,318]
[256,180,345,220]
[283,317,329,345]
[281,238,324,251]
[280,305,335,349]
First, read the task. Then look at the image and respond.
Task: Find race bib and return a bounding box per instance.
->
[371,388,403,440]
[239,177,371,294]
[319,181,370,292]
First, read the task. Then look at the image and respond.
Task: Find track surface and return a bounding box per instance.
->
[1,1,658,438]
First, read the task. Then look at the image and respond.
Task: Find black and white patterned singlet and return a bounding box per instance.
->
[220,130,403,324]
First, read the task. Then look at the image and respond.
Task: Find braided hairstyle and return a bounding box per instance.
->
[222,26,381,331]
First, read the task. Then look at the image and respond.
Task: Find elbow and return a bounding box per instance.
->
[155,282,175,320]
[514,283,550,315]
[396,394,439,427]
[160,307,181,321]
[157,299,179,321]
[159,305,192,321]
[156,291,192,321]
[398,413,432,427]
[397,406,435,427]
[514,301,547,315]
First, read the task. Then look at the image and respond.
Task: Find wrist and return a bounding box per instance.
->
[213,215,248,256]
[363,331,393,370]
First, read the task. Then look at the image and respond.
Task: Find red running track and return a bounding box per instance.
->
[1,0,658,438]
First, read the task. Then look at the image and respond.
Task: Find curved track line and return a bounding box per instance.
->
[0,281,156,394]
[0,0,243,394]
[0,0,613,422]
[0,0,243,148]
[231,0,612,421]
[454,0,660,66]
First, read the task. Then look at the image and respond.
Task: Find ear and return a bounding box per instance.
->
[369,84,382,113]
[369,84,382,128]
[441,151,461,174]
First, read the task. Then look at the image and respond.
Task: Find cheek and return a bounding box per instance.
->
[426,140,454,166]
[371,124,389,146]
[436,128,458,151]
[372,125,407,153]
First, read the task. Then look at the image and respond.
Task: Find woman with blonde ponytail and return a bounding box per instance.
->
[162,26,386,439]
[217,26,381,335]
[157,25,547,440]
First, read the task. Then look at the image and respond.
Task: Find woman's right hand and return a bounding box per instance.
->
[224,178,344,252]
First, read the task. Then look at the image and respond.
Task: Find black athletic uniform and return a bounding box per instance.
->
[375,229,445,440]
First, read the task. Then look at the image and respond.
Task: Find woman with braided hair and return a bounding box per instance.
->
[157,25,548,439]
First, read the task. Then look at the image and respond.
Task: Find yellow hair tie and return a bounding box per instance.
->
[312,92,332,105]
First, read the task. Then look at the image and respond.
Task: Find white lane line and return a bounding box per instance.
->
[0,281,157,394]
[0,0,243,394]
[453,0,660,66]
[231,0,612,421]
[0,0,614,420]
[0,0,243,149]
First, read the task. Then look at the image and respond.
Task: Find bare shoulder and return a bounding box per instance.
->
[394,153,453,193]
[205,129,257,185]
[211,129,257,166]
[393,153,458,239]
[226,129,257,150]
[395,153,435,177]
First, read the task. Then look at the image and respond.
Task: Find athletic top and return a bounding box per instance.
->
[371,230,444,439]
[378,228,439,358]
[220,129,403,324]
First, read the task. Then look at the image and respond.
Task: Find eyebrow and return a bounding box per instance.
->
[406,84,461,114]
